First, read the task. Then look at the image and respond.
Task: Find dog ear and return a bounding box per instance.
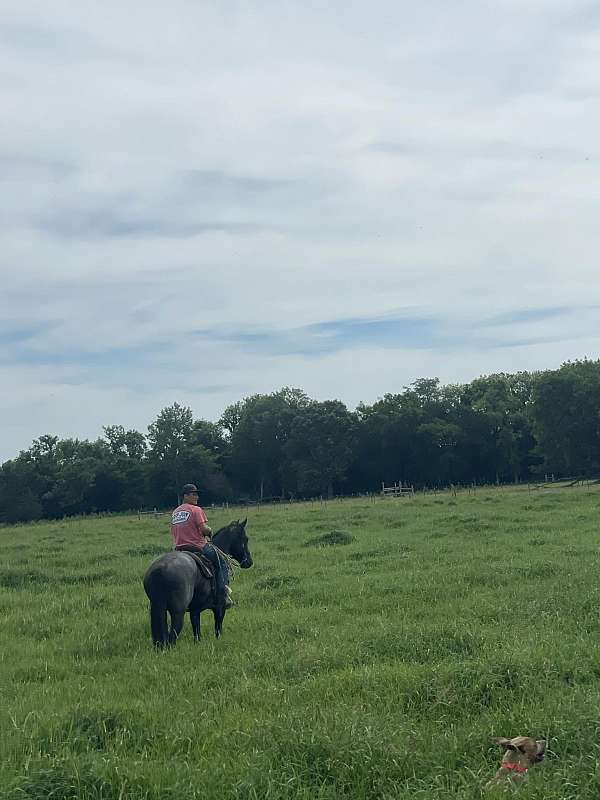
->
[511,736,536,754]
[240,517,247,527]
[493,737,515,750]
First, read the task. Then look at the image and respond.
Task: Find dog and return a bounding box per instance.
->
[485,736,546,791]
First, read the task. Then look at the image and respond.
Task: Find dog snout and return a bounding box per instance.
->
[534,741,546,762]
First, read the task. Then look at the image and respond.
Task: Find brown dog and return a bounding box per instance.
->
[485,736,546,791]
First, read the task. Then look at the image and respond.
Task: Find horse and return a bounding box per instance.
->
[143,518,253,648]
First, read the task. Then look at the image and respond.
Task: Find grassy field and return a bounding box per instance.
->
[2,485,600,799]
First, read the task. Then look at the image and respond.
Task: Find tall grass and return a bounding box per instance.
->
[2,486,600,798]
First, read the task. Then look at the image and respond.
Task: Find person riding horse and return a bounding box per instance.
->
[170,483,233,609]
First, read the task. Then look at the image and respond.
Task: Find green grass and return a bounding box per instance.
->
[2,486,600,798]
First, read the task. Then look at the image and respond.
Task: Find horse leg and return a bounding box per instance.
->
[150,603,168,649]
[213,607,226,639]
[168,609,185,646]
[190,609,201,641]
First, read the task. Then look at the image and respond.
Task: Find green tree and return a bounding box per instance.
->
[285,400,357,496]
[532,360,600,476]
[0,457,43,523]
[219,401,244,436]
[146,404,230,507]
[147,403,194,500]
[103,425,147,460]
[51,439,112,515]
[191,420,229,462]
[99,425,148,510]
[462,372,539,482]
[228,388,311,499]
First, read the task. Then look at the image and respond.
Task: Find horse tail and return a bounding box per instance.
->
[150,603,168,648]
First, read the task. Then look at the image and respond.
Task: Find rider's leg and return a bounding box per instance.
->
[176,543,232,607]
[201,544,232,607]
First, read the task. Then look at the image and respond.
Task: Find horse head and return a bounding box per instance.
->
[214,518,253,568]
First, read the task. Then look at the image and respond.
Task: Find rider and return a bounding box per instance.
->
[170,483,233,609]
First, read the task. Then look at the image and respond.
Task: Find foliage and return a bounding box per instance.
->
[531,360,600,476]
[285,400,357,497]
[2,361,600,522]
[225,388,311,500]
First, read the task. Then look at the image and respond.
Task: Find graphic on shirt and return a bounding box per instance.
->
[171,510,191,524]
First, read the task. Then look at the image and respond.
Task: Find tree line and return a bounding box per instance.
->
[1,359,599,523]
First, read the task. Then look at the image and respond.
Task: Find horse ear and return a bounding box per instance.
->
[240,517,247,527]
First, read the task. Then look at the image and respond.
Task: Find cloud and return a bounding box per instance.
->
[1,1,600,462]
[480,307,574,327]
[195,305,597,358]
[26,168,324,239]
[0,19,112,60]
[0,320,61,346]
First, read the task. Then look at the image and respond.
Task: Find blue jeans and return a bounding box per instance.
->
[176,543,229,596]
[200,544,229,595]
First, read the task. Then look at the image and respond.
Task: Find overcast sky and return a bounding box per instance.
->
[2,1,600,461]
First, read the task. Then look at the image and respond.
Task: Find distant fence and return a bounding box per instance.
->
[137,508,170,519]
[136,477,600,520]
[380,481,415,498]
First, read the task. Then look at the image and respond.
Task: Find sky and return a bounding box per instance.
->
[2,1,600,462]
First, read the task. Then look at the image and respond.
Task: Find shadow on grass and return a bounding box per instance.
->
[126,545,167,558]
[56,570,117,586]
[0,570,50,589]
[254,575,300,590]
[304,531,354,547]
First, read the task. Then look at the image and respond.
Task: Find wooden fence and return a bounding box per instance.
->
[380,481,415,498]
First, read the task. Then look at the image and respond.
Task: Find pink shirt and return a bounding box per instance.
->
[170,503,209,548]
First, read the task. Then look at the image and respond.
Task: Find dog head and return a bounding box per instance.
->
[485,736,546,791]
[494,736,546,766]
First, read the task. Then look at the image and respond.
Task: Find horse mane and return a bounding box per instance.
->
[213,520,239,539]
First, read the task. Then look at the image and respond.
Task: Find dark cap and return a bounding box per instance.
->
[181,483,199,495]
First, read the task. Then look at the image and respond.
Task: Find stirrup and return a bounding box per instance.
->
[222,587,234,609]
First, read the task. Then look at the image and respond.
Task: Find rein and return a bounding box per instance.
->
[211,543,237,580]
[211,525,244,579]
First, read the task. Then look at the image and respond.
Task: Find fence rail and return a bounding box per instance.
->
[137,508,171,519]
[380,481,415,498]
[135,478,600,520]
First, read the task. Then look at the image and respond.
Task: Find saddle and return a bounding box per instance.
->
[181,551,214,579]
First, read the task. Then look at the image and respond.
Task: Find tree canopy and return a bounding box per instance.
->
[2,361,599,523]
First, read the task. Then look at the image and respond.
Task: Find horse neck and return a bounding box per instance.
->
[212,526,233,554]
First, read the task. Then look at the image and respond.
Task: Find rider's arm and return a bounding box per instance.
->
[194,505,212,538]
[200,523,212,538]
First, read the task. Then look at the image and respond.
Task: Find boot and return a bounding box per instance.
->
[223,586,234,609]
[216,585,233,609]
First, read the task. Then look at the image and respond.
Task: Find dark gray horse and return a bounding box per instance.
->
[143,519,252,648]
